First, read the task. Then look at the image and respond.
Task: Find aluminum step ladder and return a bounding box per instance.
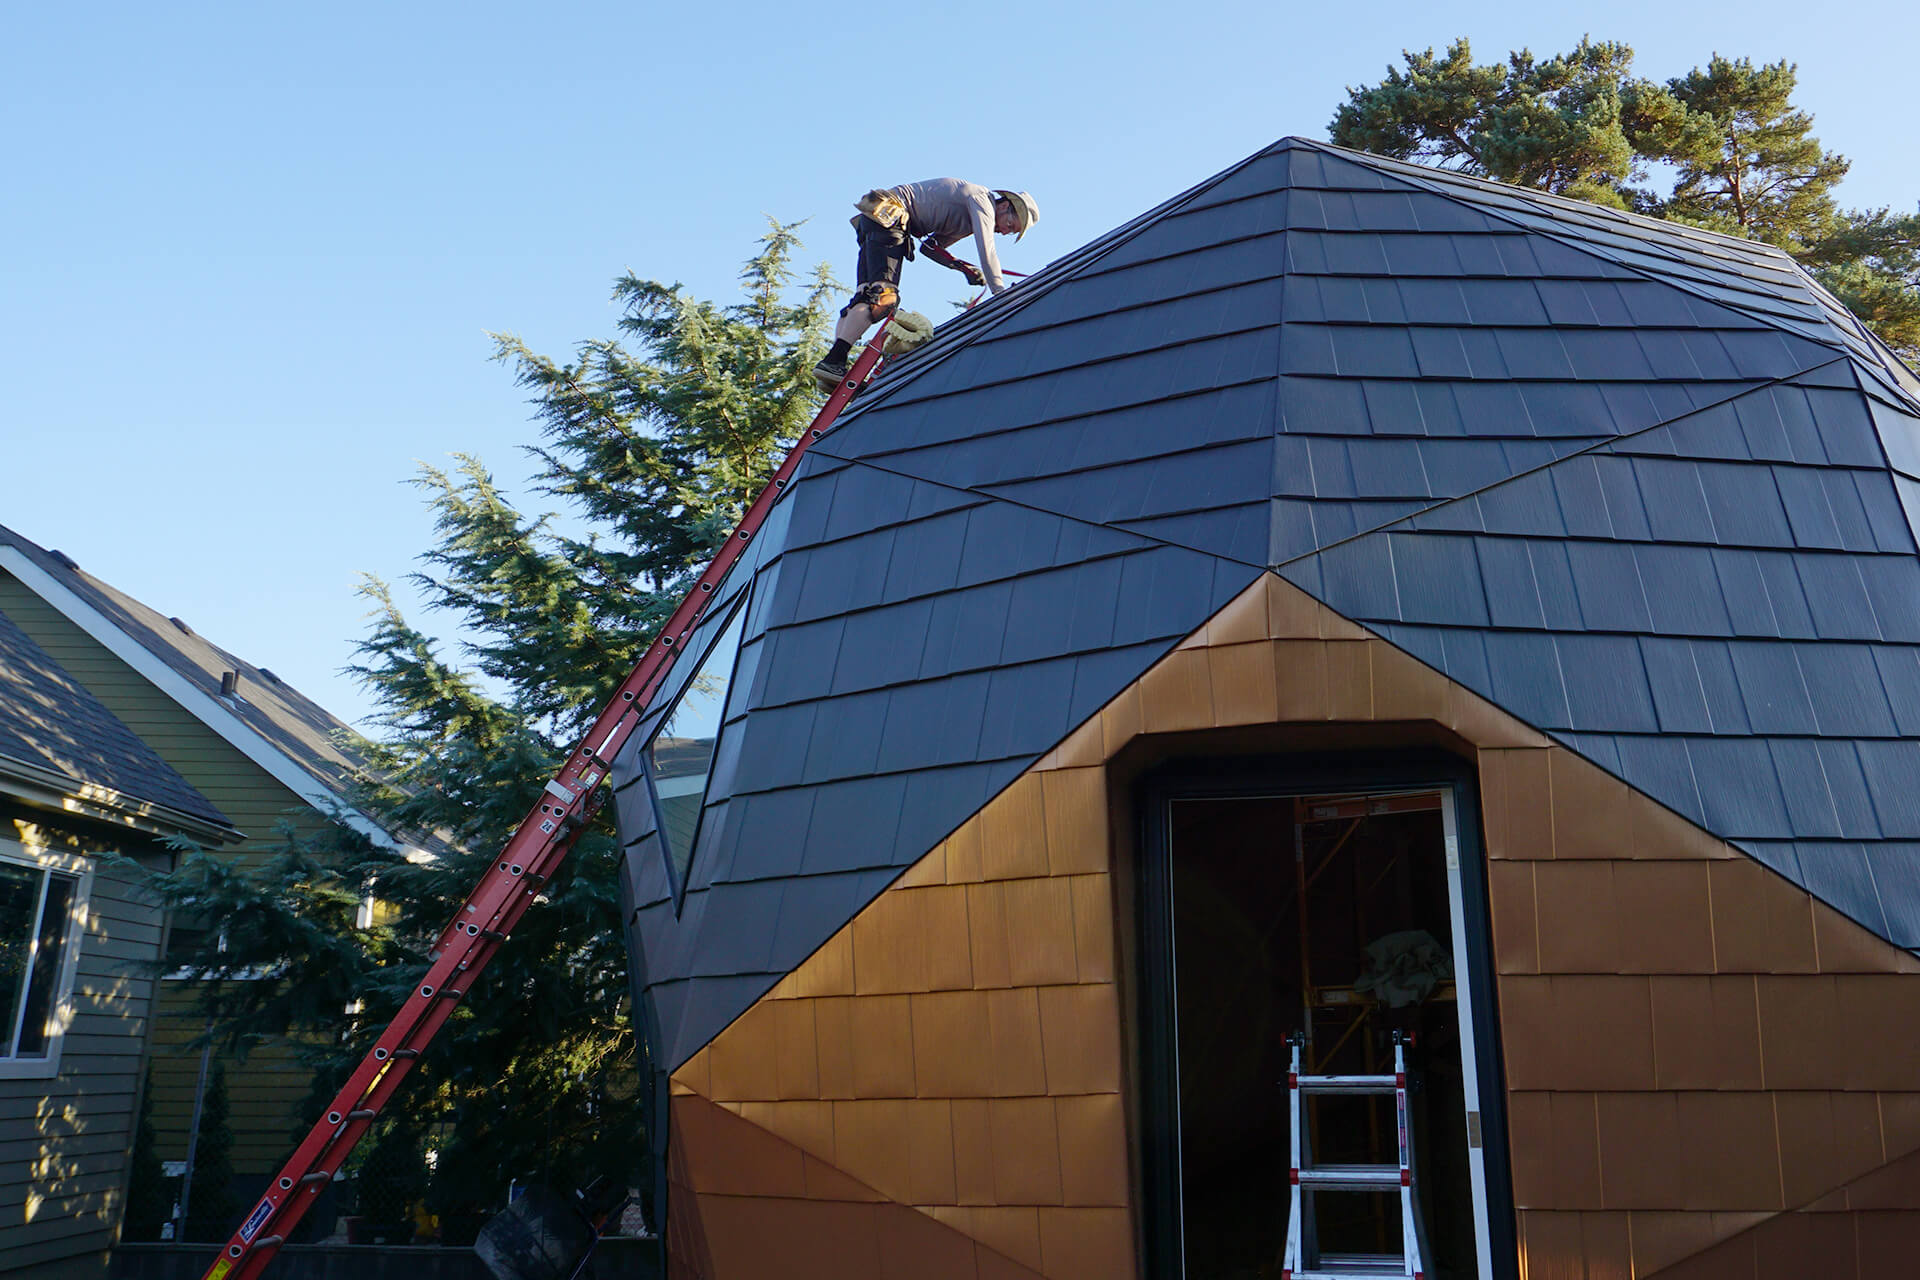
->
[1282,1030,1430,1280]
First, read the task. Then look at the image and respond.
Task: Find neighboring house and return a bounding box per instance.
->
[0,527,426,1221]
[612,140,1920,1277]
[1,607,239,1279]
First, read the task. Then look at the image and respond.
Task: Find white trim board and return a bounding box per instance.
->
[0,838,93,1080]
[0,546,398,852]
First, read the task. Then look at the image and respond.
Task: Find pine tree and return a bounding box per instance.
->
[144,222,838,1232]
[1329,37,1673,207]
[1801,208,1920,361]
[1330,39,1919,363]
[1636,56,1851,250]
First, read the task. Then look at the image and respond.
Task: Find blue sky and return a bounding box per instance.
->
[4,0,1914,728]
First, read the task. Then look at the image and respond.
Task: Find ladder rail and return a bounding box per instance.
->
[1284,1032,1429,1280]
[200,331,892,1280]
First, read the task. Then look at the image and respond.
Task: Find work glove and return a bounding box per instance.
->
[956,261,985,287]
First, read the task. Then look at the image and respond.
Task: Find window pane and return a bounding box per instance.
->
[16,873,75,1057]
[0,863,40,1053]
[647,602,749,889]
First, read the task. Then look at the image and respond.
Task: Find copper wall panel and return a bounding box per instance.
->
[1647,977,1764,1091]
[669,707,1134,1276]
[1138,646,1213,733]
[1709,861,1820,973]
[1206,639,1280,725]
[1369,638,1450,722]
[1488,860,1542,975]
[983,988,1048,1097]
[1516,1210,1635,1280]
[664,571,1920,1278]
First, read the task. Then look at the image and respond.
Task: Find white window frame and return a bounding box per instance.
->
[1439,788,1496,1280]
[0,839,93,1080]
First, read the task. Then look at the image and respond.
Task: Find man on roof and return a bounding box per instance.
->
[812,179,1039,393]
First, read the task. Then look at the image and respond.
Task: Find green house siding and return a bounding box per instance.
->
[0,806,170,1279]
[0,571,348,1178]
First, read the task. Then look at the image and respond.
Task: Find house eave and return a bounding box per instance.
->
[0,544,411,853]
[0,750,242,845]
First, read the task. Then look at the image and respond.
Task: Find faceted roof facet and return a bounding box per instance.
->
[616,137,1920,1068]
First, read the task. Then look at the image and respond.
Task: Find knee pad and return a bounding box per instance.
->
[843,281,900,320]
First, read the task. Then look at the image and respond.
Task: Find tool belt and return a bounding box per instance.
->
[854,188,908,229]
[852,189,915,262]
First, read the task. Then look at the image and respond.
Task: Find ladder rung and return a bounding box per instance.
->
[1289,1261,1411,1279]
[1322,1252,1409,1270]
[1298,1163,1402,1191]
[1296,1073,1398,1094]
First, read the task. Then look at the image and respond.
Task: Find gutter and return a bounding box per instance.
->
[0,750,242,845]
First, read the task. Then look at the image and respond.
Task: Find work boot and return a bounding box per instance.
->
[812,353,849,394]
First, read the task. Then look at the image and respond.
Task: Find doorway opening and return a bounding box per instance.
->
[1138,758,1511,1280]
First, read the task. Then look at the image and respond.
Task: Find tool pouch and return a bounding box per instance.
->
[854,189,908,229]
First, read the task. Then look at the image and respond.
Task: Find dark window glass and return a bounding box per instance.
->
[647,603,748,891]
[16,875,75,1056]
[2,863,79,1059]
[0,863,37,1044]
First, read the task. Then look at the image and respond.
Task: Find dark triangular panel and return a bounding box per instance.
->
[1285,364,1920,949]
[614,451,1261,1066]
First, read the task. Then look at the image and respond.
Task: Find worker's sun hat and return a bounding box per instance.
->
[995,190,1039,240]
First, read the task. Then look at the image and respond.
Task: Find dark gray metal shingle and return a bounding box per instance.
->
[622,135,1920,1074]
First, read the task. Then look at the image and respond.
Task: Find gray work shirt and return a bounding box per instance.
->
[892,178,1008,293]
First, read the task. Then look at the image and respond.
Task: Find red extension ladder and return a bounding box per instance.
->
[200,327,893,1280]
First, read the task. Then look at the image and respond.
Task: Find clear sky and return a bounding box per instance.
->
[5,0,1915,729]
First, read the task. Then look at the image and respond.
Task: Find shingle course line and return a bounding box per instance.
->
[1302,140,1867,363]
[1270,357,1852,571]
[815,373,1281,467]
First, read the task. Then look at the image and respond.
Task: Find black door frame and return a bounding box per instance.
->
[1134,749,1518,1279]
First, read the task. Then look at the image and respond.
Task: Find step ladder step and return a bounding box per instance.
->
[1298,1163,1403,1191]
[1296,1073,1399,1094]
[1288,1255,1415,1278]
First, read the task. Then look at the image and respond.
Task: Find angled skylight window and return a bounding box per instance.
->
[645,598,749,895]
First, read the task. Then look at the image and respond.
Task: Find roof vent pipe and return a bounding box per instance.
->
[220,671,240,699]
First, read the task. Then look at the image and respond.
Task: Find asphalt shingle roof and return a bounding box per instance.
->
[0,606,229,827]
[0,523,374,802]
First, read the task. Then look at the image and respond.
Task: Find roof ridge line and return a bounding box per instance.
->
[1269,354,1853,572]
[1297,139,1859,362]
[1309,137,1798,261]
[0,542,403,852]
[1843,345,1920,419]
[1837,357,1920,494]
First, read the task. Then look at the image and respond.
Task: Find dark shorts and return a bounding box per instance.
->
[855,215,910,287]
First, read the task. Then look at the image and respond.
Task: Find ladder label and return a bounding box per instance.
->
[238,1197,275,1242]
[544,780,578,804]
